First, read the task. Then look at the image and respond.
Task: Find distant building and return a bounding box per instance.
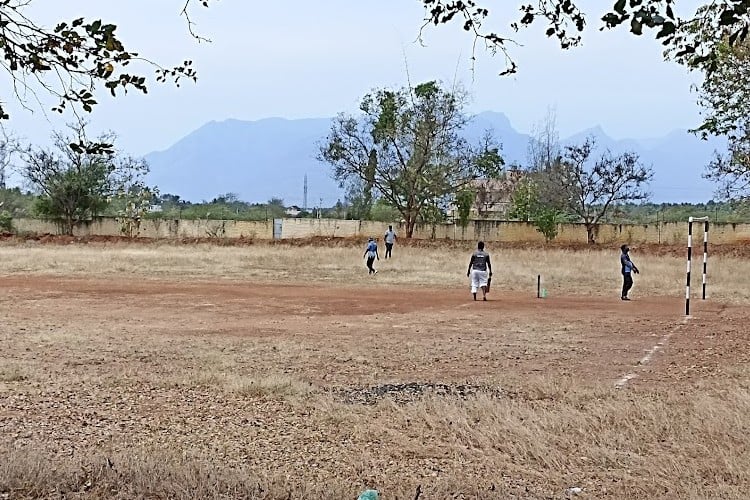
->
[451,170,526,219]
[285,205,302,217]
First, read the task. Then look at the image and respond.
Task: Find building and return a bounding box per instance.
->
[284,205,303,217]
[466,170,526,219]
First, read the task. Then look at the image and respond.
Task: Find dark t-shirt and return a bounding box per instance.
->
[471,250,490,271]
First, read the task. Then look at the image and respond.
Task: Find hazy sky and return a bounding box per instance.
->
[2,0,705,156]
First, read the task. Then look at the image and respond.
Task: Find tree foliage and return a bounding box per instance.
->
[420,0,750,76]
[344,177,375,220]
[111,156,156,237]
[0,0,746,133]
[692,37,750,200]
[0,0,212,128]
[319,81,503,237]
[455,187,475,228]
[19,124,153,235]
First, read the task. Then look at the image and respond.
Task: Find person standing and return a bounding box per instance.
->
[620,244,640,300]
[363,237,380,275]
[466,241,492,301]
[384,225,397,259]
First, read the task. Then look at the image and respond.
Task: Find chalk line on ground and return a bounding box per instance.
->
[615,316,691,389]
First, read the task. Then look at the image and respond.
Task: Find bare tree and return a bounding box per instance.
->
[527,107,562,172]
[0,134,19,190]
[548,137,653,244]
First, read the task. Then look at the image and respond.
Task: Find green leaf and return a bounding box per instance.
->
[655,22,675,39]
[630,18,643,36]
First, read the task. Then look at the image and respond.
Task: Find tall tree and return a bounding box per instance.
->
[691,37,750,200]
[544,137,653,244]
[319,81,503,238]
[527,107,562,172]
[19,123,153,235]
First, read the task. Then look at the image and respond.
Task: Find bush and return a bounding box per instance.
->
[0,210,12,233]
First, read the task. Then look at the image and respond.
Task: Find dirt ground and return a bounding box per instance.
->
[0,275,741,385]
[2,271,750,498]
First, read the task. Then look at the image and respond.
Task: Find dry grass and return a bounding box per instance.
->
[0,364,26,383]
[2,241,750,498]
[0,240,747,303]
[2,380,749,498]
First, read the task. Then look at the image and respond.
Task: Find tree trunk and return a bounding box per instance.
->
[405,215,416,238]
[585,223,596,244]
[64,217,74,236]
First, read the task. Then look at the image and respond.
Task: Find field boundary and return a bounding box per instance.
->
[8,216,750,244]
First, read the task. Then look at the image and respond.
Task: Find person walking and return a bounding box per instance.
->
[363,237,380,275]
[384,225,397,259]
[467,241,492,301]
[620,244,640,300]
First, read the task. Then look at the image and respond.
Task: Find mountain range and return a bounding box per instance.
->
[145,111,725,206]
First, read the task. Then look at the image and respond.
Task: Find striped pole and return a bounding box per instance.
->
[686,217,693,316]
[702,220,709,300]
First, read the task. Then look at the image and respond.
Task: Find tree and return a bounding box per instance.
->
[455,187,475,229]
[343,178,375,220]
[19,123,153,235]
[508,176,563,241]
[543,137,653,244]
[111,156,156,237]
[319,81,503,238]
[0,135,19,189]
[691,38,750,200]
[527,107,562,172]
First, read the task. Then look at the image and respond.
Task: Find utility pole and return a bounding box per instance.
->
[303,174,308,212]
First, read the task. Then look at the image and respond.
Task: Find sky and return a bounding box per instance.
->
[1,0,706,156]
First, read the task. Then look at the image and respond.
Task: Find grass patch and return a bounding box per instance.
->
[0,364,27,382]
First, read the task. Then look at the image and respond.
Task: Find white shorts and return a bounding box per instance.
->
[470,269,489,293]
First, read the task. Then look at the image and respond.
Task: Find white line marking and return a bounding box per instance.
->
[615,317,690,389]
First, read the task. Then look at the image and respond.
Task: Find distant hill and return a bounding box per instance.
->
[145,111,725,205]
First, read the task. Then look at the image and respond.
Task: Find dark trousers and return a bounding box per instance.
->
[385,243,393,258]
[367,256,376,273]
[622,273,633,298]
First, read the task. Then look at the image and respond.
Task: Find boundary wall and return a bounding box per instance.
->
[8,217,750,245]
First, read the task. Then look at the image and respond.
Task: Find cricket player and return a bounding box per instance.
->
[363,237,380,275]
[620,244,640,300]
[384,225,397,259]
[466,241,492,301]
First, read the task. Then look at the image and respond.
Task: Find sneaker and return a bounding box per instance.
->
[621,296,630,301]
[373,270,378,274]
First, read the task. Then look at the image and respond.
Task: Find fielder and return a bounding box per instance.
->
[620,244,640,300]
[383,225,397,259]
[363,237,380,275]
[466,241,493,301]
